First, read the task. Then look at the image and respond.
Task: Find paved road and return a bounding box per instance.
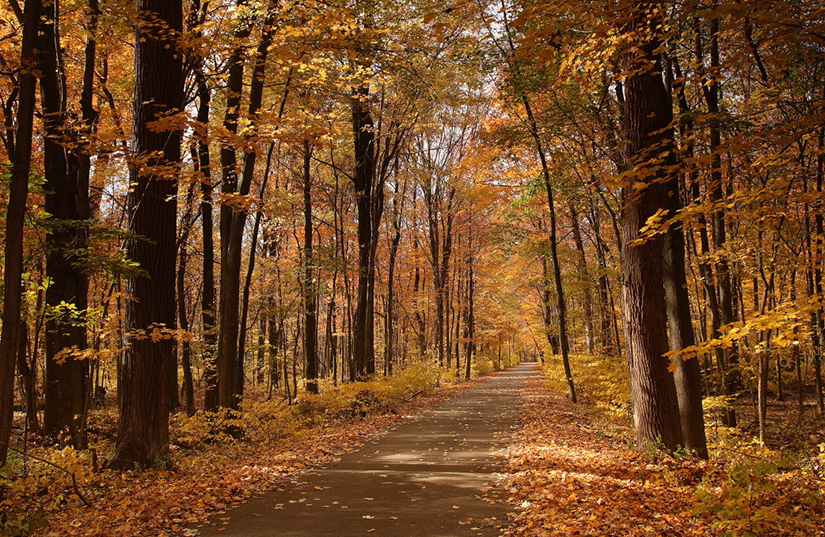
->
[195,363,538,537]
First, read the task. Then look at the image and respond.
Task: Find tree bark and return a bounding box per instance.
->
[189,0,218,412]
[351,86,376,379]
[303,140,319,393]
[0,0,42,466]
[620,0,684,452]
[111,0,183,468]
[217,6,274,408]
[662,180,708,458]
[39,0,92,447]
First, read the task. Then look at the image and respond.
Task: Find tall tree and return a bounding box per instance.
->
[111,0,184,468]
[619,0,685,452]
[217,2,274,408]
[39,0,97,447]
[302,140,319,392]
[0,0,42,466]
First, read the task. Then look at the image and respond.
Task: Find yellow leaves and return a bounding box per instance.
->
[629,208,670,246]
[127,323,192,344]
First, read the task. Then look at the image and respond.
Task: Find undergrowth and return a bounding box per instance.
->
[1,362,443,536]
[540,354,824,536]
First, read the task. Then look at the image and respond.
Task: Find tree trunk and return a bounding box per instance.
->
[178,246,195,417]
[0,0,42,466]
[351,86,376,379]
[39,0,92,447]
[662,179,708,458]
[700,16,739,425]
[111,0,183,468]
[190,3,218,411]
[620,0,684,452]
[217,7,273,408]
[569,203,595,354]
[303,140,319,393]
[464,256,475,381]
[522,94,576,402]
[385,180,403,376]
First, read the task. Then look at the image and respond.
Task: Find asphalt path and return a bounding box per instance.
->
[195,362,538,537]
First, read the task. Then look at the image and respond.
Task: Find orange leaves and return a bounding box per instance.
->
[502,374,715,536]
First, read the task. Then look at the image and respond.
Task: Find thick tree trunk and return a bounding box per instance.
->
[39,0,91,447]
[112,0,183,468]
[620,0,684,452]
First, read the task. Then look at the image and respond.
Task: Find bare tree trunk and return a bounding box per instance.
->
[620,0,684,452]
[303,140,319,392]
[217,7,273,408]
[39,0,92,447]
[189,0,217,412]
[112,0,183,468]
[464,254,475,381]
[522,95,576,402]
[178,246,195,416]
[699,16,739,425]
[385,179,403,376]
[663,176,708,457]
[351,86,376,379]
[0,0,39,465]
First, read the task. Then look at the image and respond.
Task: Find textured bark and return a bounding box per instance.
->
[663,182,708,458]
[620,0,684,451]
[351,87,376,379]
[39,0,92,446]
[0,0,41,465]
[111,0,183,468]
[217,7,273,408]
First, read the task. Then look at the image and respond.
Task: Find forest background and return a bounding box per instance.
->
[0,0,824,535]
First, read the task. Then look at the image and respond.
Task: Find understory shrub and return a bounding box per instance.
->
[173,362,441,448]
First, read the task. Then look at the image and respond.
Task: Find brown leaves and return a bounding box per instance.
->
[502,374,715,537]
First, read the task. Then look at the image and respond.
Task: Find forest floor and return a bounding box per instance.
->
[10,362,825,536]
[503,365,825,537]
[16,372,492,537]
[191,364,533,536]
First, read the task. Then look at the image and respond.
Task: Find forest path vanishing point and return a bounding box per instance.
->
[194,363,541,537]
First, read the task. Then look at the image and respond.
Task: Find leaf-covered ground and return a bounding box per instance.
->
[502,372,825,537]
[15,378,484,537]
